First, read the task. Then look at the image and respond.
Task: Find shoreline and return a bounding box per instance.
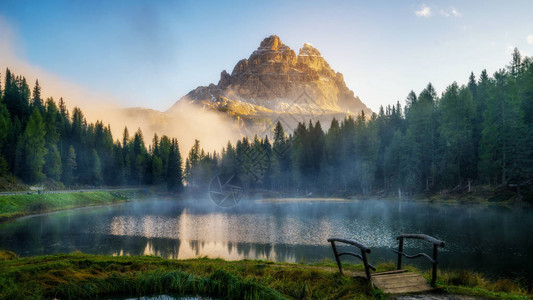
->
[2,190,528,224]
[0,190,144,223]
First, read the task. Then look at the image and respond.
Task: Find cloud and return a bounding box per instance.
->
[506,45,516,54]
[528,34,533,45]
[451,8,461,17]
[415,4,432,17]
[439,7,461,17]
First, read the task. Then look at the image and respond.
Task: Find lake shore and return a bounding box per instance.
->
[0,190,142,222]
[0,251,528,299]
[1,186,528,224]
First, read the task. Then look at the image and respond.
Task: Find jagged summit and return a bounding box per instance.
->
[171,35,371,117]
[299,43,321,56]
[258,35,288,51]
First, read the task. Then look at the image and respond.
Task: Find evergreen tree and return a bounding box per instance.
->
[20,109,47,183]
[151,155,163,184]
[167,138,183,192]
[439,83,475,187]
[31,80,43,112]
[405,83,439,191]
[89,149,103,185]
[62,145,77,186]
[325,118,343,191]
[44,144,62,181]
[185,139,201,186]
[4,69,30,121]
[0,99,10,176]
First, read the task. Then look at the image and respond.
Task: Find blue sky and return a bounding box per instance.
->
[1,0,533,112]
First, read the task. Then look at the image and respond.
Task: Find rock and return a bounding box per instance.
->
[170,35,371,117]
[218,70,231,89]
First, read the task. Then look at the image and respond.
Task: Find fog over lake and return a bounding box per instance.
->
[1,199,532,281]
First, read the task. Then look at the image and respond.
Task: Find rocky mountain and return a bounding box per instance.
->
[168,35,371,134]
[124,36,372,144]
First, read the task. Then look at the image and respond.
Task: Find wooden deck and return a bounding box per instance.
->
[371,270,434,294]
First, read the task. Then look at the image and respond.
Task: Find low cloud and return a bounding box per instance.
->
[528,34,533,45]
[415,4,432,17]
[0,16,239,154]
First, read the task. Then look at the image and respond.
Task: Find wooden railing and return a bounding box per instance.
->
[327,238,376,279]
[394,234,445,284]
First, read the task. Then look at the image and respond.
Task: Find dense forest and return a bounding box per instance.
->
[187,49,533,198]
[0,49,532,198]
[0,69,183,191]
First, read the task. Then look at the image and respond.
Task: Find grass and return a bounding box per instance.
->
[0,191,138,221]
[421,184,533,204]
[0,251,530,300]
[0,251,376,299]
[430,269,531,299]
[0,175,27,192]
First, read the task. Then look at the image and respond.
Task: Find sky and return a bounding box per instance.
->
[1,0,533,113]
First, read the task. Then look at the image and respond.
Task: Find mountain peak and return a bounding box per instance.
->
[174,35,371,117]
[299,43,321,57]
[259,35,283,50]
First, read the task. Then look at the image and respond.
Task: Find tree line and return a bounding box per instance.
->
[184,48,533,197]
[1,48,532,197]
[0,69,183,191]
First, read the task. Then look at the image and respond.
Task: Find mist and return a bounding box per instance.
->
[0,17,239,155]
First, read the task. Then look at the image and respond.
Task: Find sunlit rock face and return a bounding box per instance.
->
[170,35,371,117]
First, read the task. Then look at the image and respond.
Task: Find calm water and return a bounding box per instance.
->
[1,198,532,281]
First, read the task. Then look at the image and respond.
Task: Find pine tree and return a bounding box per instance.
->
[167,138,183,192]
[405,83,439,191]
[0,98,10,176]
[111,141,125,186]
[509,48,522,78]
[90,149,103,185]
[384,129,410,195]
[185,139,201,186]
[439,83,475,187]
[62,145,77,186]
[4,70,30,122]
[31,80,43,112]
[325,118,342,190]
[20,109,47,183]
[44,144,62,181]
[151,155,163,184]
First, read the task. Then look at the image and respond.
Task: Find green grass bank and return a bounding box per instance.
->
[0,190,138,222]
[0,251,529,299]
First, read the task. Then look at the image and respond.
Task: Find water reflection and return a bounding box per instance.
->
[106,206,399,248]
[0,199,532,281]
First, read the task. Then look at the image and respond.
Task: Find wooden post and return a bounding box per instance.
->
[361,249,371,279]
[397,237,404,270]
[431,244,438,285]
[330,241,343,275]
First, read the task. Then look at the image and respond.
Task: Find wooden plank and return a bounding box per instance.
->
[373,272,421,279]
[372,274,423,283]
[372,269,409,276]
[371,271,433,294]
[372,275,426,283]
[374,277,427,288]
[383,284,433,294]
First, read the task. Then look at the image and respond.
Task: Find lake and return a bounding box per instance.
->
[0,198,531,281]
